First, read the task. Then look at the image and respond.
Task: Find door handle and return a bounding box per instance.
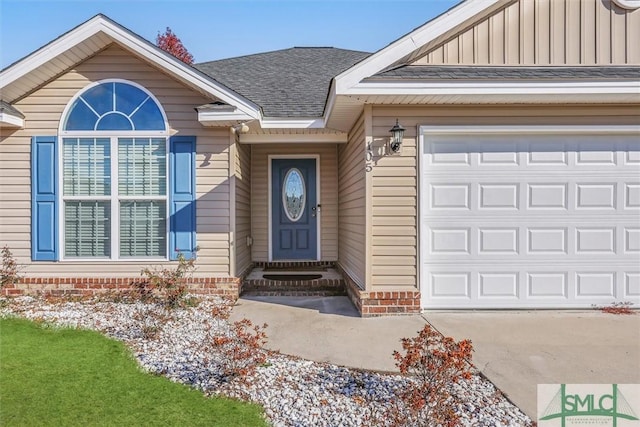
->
[311,204,321,217]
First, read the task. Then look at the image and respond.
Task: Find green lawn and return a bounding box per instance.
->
[0,317,267,427]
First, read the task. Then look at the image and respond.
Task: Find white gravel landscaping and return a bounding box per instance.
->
[1,295,532,427]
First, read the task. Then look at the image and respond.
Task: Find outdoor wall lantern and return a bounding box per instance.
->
[389,119,405,153]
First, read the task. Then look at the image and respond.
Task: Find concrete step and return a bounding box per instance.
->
[241,266,347,296]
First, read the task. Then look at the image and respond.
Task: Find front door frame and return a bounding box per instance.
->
[268,154,321,261]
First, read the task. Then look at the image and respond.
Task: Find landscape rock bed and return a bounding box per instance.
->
[1,296,532,426]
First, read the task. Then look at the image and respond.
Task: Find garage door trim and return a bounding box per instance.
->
[418,124,640,310]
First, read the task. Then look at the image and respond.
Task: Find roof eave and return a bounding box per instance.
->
[324,0,505,128]
[0,112,25,128]
[0,14,262,120]
[332,0,504,94]
[346,79,640,96]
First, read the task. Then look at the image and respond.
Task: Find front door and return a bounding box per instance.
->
[272,158,318,260]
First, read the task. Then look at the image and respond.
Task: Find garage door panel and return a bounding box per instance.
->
[425,267,639,308]
[426,222,639,259]
[421,132,640,308]
[626,273,640,298]
[426,180,639,214]
[625,183,640,208]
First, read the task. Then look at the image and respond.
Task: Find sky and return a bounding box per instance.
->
[0,0,460,69]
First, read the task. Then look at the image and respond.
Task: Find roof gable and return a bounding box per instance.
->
[332,0,506,93]
[411,0,640,66]
[0,14,260,120]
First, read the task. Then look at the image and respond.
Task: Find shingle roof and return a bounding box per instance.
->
[0,101,25,118]
[367,65,640,80]
[195,47,370,118]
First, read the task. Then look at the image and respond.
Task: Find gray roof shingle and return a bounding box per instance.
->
[195,47,370,118]
[367,65,640,80]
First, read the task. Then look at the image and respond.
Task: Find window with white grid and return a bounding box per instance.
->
[61,80,169,259]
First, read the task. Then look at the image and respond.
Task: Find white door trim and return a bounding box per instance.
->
[267,154,322,262]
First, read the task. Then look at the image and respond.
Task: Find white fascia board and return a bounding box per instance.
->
[346,80,640,96]
[0,15,106,89]
[333,0,501,93]
[260,118,325,129]
[420,124,640,135]
[240,133,347,144]
[198,110,255,123]
[0,112,24,128]
[0,16,262,120]
[97,22,261,119]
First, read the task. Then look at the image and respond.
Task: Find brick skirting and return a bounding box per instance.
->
[1,277,241,298]
[338,264,421,317]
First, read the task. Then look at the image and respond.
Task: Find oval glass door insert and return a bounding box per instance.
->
[282,168,305,222]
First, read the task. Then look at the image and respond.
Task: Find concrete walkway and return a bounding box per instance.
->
[231,295,426,372]
[230,296,640,419]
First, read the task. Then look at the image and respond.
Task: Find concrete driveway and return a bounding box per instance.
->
[425,310,640,418]
[231,296,640,419]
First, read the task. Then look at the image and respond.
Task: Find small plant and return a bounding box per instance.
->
[131,305,172,340]
[136,252,197,308]
[594,301,635,315]
[208,302,269,380]
[389,324,474,427]
[1,246,23,289]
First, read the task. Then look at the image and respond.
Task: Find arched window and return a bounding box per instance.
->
[63,81,166,131]
[60,80,169,259]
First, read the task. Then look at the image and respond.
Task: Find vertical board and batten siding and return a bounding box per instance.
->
[369,105,640,291]
[337,114,366,288]
[250,144,338,262]
[234,141,252,275]
[0,44,232,277]
[413,0,640,65]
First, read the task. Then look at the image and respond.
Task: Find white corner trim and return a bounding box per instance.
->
[346,80,640,96]
[0,112,24,128]
[260,118,325,129]
[333,0,501,93]
[240,133,348,144]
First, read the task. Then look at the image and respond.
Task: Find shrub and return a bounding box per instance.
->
[135,252,196,308]
[131,305,173,340]
[594,301,635,315]
[389,324,474,426]
[1,246,23,289]
[208,301,269,380]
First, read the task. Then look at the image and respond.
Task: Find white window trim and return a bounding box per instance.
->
[58,79,171,261]
[267,154,322,262]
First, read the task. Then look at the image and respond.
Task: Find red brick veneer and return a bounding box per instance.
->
[338,264,421,317]
[1,277,241,298]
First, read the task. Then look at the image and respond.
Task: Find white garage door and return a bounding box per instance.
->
[419,127,640,309]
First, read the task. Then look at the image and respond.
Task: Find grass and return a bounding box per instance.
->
[0,317,267,427]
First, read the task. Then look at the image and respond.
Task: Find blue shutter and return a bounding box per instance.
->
[169,136,196,260]
[31,136,58,261]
